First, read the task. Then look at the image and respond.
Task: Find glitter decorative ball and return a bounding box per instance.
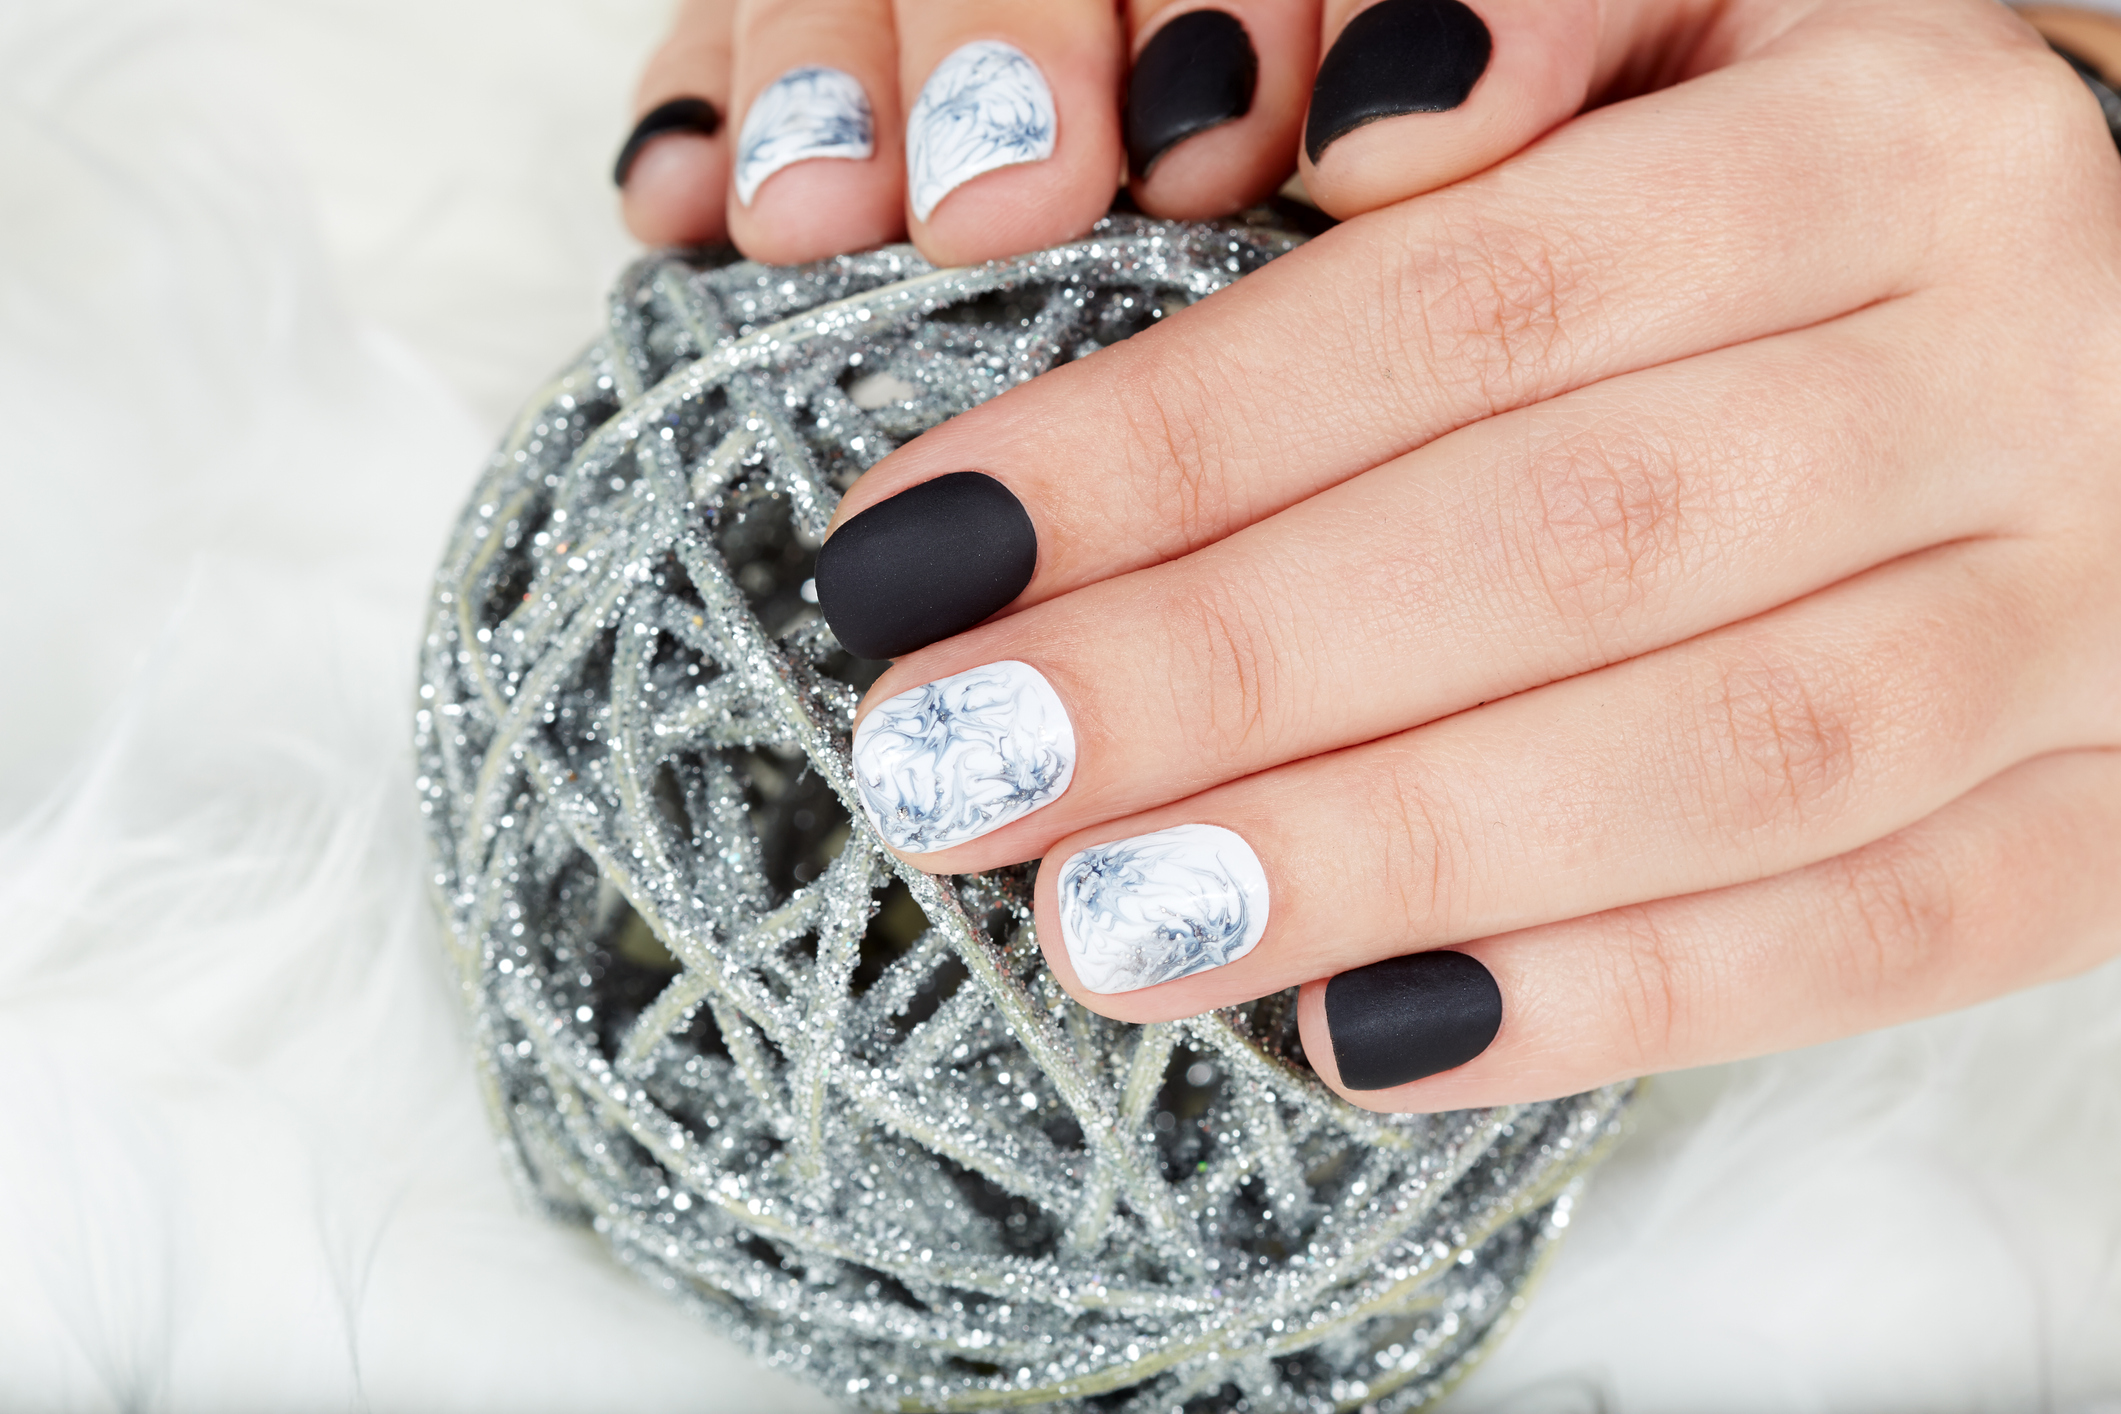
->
[415,214,1633,1412]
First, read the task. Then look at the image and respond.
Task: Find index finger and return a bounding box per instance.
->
[812,0,2062,660]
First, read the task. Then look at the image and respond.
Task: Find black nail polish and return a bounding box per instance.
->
[1326,950,1502,1090]
[1305,0,1491,165]
[1125,10,1259,179]
[614,97,723,187]
[814,472,1037,660]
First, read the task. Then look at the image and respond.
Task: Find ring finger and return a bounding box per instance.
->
[1026,535,2104,1019]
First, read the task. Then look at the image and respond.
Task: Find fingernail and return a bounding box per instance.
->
[735,66,876,206]
[853,661,1075,852]
[814,472,1036,661]
[1305,0,1491,165]
[1058,824,1270,994]
[615,96,724,187]
[1125,10,1258,179]
[906,40,1057,222]
[1325,950,1502,1090]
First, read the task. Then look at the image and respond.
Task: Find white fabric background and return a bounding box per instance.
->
[1,1,2116,1410]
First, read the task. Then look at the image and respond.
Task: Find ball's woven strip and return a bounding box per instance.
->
[417,214,1633,1412]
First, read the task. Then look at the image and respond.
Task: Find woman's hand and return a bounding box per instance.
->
[820,0,2121,1111]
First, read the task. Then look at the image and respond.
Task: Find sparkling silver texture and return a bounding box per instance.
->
[1059,824,1270,994]
[854,660,1075,852]
[736,66,876,207]
[906,40,1056,222]
[416,213,1633,1413]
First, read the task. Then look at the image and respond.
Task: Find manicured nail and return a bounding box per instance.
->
[1325,950,1502,1090]
[1058,824,1270,995]
[614,97,724,187]
[814,472,1036,661]
[734,66,875,206]
[1305,0,1491,164]
[1125,10,1258,179]
[853,661,1075,852]
[905,40,1057,222]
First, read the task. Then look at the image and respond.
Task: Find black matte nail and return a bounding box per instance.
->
[813,472,1037,660]
[614,97,723,188]
[1126,10,1259,179]
[1305,0,1491,165]
[1326,950,1502,1090]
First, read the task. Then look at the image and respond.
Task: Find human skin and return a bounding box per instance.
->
[628,0,2121,1112]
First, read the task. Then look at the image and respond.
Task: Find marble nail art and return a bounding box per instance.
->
[734,65,875,206]
[905,40,1057,222]
[1058,824,1270,995]
[852,660,1075,852]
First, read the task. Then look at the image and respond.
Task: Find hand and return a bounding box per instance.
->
[821,0,2121,1112]
[613,0,1614,266]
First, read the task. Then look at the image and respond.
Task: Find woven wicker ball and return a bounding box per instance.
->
[415,214,1633,1413]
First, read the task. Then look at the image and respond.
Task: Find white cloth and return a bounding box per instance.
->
[0,2,2115,1409]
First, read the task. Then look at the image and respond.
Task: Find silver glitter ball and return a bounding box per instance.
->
[415,213,1633,1412]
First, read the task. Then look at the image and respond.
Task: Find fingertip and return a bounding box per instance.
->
[1300,0,1597,217]
[620,132,732,247]
[732,156,904,263]
[1127,4,1310,220]
[900,23,1122,266]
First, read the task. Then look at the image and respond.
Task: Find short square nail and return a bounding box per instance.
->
[853,660,1074,852]
[1057,824,1270,994]
[1325,950,1502,1090]
[1125,10,1258,178]
[734,66,875,206]
[614,97,724,187]
[814,472,1036,661]
[906,40,1058,222]
[1305,0,1491,164]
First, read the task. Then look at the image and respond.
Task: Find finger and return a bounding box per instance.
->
[850,302,2024,871]
[1299,0,1596,217]
[1026,537,2109,1017]
[1296,746,2121,1111]
[895,0,1124,267]
[814,1,2086,658]
[1122,1,1315,218]
[620,0,739,248]
[726,0,904,264]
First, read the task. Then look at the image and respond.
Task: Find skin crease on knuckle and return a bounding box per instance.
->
[1377,201,1605,428]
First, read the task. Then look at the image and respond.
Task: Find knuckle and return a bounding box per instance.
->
[1382,207,1598,417]
[1366,754,1469,941]
[1111,356,1243,558]
[1164,567,1289,768]
[1597,907,1685,1069]
[1514,418,1694,643]
[1934,38,2110,213]
[1823,836,1959,1008]
[1697,655,1861,838]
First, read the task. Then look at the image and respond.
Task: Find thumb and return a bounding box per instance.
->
[1298,0,1682,216]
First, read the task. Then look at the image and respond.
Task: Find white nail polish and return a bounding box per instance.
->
[852,660,1074,852]
[734,65,876,207]
[904,40,1057,222]
[1057,824,1270,995]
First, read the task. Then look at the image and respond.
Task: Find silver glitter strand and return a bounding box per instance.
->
[415,213,1634,1413]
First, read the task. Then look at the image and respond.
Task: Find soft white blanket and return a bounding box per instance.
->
[2,1,2115,1409]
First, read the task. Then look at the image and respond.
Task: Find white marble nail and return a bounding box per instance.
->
[1057,824,1270,995]
[905,40,1057,222]
[734,65,875,206]
[852,660,1074,852]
